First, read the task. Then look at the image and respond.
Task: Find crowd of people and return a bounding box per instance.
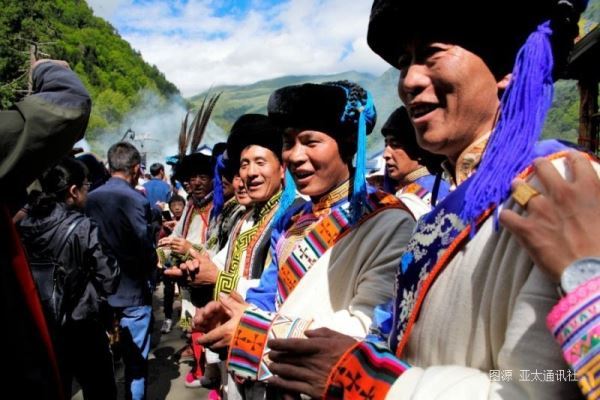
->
[1,0,599,399]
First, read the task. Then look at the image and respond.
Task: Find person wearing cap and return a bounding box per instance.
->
[167,114,289,301]
[192,81,414,392]
[263,1,596,399]
[205,142,247,254]
[381,106,449,219]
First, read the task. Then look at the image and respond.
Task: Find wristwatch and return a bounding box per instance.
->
[558,257,600,296]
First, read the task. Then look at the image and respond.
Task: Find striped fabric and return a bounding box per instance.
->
[547,276,600,400]
[228,306,272,380]
[324,340,410,399]
[276,190,400,307]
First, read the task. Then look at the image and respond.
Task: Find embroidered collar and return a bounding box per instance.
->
[403,166,430,184]
[442,132,490,187]
[252,190,282,220]
[312,180,350,214]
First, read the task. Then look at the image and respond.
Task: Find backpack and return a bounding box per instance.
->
[29,218,84,328]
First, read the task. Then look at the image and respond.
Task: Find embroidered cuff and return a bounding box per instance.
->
[324,340,410,400]
[547,276,600,398]
[228,306,273,381]
[214,271,241,300]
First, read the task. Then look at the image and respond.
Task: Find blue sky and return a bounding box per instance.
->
[86,0,388,97]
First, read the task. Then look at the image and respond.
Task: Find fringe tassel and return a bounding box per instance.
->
[461,21,554,230]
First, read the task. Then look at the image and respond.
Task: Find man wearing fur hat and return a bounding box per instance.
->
[167,114,289,300]
[263,1,598,399]
[381,106,449,219]
[189,81,414,400]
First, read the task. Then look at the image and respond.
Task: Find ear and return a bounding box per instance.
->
[497,73,512,91]
[67,184,78,203]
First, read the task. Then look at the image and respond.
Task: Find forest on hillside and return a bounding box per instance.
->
[0,0,179,143]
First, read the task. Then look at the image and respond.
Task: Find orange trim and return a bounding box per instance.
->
[395,151,589,357]
[322,341,362,399]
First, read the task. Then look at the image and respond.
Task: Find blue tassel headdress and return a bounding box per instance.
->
[461,0,587,229]
[273,169,298,225]
[210,154,226,222]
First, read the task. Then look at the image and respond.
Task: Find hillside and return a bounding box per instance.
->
[190,70,401,154]
[0,0,180,147]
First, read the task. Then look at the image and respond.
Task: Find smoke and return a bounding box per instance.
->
[89,90,226,175]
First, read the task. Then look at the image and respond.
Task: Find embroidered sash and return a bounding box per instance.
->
[214,191,281,298]
[276,190,402,307]
[391,141,575,357]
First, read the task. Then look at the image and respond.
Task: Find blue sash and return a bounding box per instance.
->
[390,140,572,355]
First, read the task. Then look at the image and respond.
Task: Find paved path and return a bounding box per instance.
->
[72,285,210,400]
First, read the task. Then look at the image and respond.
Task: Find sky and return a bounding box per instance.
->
[85,0,389,97]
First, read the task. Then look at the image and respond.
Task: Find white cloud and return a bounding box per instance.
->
[86,0,389,97]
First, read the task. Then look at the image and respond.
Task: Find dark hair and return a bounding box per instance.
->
[107,142,141,174]
[150,163,164,177]
[76,153,109,192]
[31,157,88,216]
[169,194,186,206]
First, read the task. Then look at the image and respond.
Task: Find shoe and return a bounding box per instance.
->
[160,319,173,334]
[184,372,202,388]
[208,389,221,400]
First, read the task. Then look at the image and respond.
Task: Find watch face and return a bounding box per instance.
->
[561,258,600,294]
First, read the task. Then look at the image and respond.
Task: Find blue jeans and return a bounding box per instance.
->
[118,305,152,400]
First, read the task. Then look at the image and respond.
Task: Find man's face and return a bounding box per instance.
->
[189,173,213,201]
[398,41,502,162]
[383,135,421,181]
[283,129,349,198]
[221,175,234,199]
[233,174,252,206]
[239,145,283,203]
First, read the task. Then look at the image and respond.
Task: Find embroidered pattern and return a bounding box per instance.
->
[228,306,272,379]
[390,143,577,357]
[215,191,281,299]
[547,276,600,399]
[324,341,411,400]
[276,190,401,307]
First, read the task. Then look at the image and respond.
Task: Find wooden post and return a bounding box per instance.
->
[578,79,599,154]
[27,44,37,95]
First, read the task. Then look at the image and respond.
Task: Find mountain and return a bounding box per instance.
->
[190,70,402,154]
[0,0,180,147]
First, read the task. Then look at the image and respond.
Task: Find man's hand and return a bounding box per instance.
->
[163,255,219,286]
[267,328,357,398]
[197,292,248,350]
[500,151,600,282]
[157,236,192,254]
[162,220,177,232]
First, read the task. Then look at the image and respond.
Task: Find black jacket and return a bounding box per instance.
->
[86,177,158,307]
[18,203,119,321]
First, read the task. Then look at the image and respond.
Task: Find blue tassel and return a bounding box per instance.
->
[461,21,554,231]
[350,92,375,224]
[210,154,226,221]
[273,168,297,226]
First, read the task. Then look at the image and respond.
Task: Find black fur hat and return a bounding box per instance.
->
[174,152,213,182]
[367,0,586,78]
[381,107,445,173]
[267,81,376,138]
[226,114,283,171]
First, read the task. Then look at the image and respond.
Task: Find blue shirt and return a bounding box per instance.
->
[143,178,171,209]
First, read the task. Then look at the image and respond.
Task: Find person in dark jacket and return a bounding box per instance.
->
[0,59,91,400]
[86,142,158,400]
[19,157,119,400]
